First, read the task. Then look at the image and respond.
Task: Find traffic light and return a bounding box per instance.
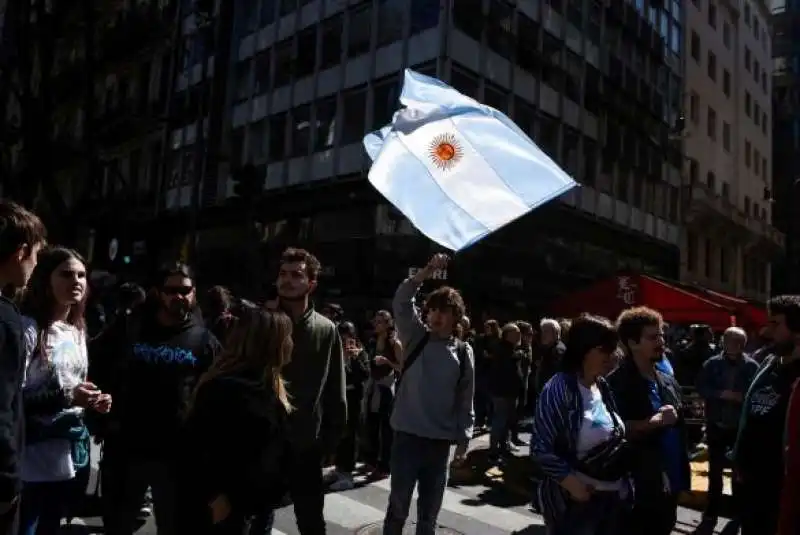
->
[231,164,260,200]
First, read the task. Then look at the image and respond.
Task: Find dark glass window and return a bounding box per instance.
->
[260,0,276,26]
[563,127,580,178]
[377,0,405,47]
[537,114,559,160]
[372,76,401,129]
[513,97,537,138]
[230,130,245,167]
[279,0,296,17]
[347,6,372,57]
[273,40,293,87]
[268,112,287,160]
[410,0,438,34]
[453,0,483,40]
[583,137,597,186]
[250,120,266,161]
[541,33,563,90]
[295,27,317,78]
[584,65,600,115]
[341,87,367,144]
[233,61,250,101]
[484,83,508,113]
[320,16,343,69]
[314,97,337,151]
[253,51,271,95]
[486,0,513,57]
[564,51,582,103]
[516,15,540,74]
[291,105,311,157]
[449,67,479,99]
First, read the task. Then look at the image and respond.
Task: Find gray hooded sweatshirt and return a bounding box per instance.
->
[390,278,475,442]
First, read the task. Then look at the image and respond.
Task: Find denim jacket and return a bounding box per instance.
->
[695,353,759,429]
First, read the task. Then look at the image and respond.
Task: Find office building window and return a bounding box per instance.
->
[707,171,716,190]
[754,103,760,126]
[487,0,513,57]
[372,75,401,129]
[583,137,598,186]
[341,86,367,144]
[253,51,271,95]
[377,0,406,47]
[449,66,479,99]
[744,139,751,167]
[295,27,317,79]
[708,2,716,27]
[484,83,508,113]
[516,15,540,74]
[723,22,731,48]
[314,97,337,151]
[722,121,730,151]
[690,91,699,123]
[723,69,730,97]
[704,238,712,278]
[513,97,537,138]
[268,112,287,160]
[320,16,343,69]
[249,120,266,161]
[291,104,311,157]
[744,47,751,70]
[720,247,729,282]
[563,127,580,178]
[260,0,277,26]
[279,0,296,17]
[347,5,372,57]
[564,51,582,103]
[707,51,716,80]
[453,0,483,40]
[233,61,250,101]
[687,231,697,271]
[537,113,560,161]
[744,91,751,117]
[690,31,701,62]
[410,0,439,34]
[707,107,716,139]
[273,39,293,87]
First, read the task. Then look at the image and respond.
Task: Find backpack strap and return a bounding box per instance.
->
[456,341,468,386]
[396,332,430,388]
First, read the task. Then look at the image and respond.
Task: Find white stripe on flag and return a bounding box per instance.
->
[400,117,530,230]
[371,478,542,532]
[323,490,385,529]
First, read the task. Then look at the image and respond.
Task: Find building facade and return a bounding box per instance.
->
[164,0,687,313]
[681,0,783,302]
[771,0,800,294]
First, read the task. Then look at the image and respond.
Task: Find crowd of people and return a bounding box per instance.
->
[0,198,799,535]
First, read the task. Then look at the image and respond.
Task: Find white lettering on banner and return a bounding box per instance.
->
[408,267,448,280]
[616,276,638,305]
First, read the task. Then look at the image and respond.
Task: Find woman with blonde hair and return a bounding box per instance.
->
[178,305,294,534]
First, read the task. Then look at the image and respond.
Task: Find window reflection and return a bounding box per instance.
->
[314,97,337,151]
[347,6,372,57]
[320,16,343,69]
[292,105,311,157]
[377,0,405,47]
[341,88,367,144]
[268,112,287,160]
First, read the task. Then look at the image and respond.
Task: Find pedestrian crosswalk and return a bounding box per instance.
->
[268,474,544,535]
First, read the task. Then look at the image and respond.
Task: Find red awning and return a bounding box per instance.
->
[687,288,768,331]
[548,274,736,330]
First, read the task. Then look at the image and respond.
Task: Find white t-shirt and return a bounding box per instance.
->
[575,382,624,492]
[21,319,88,482]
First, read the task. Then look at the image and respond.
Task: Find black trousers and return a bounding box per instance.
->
[0,501,18,535]
[335,389,363,473]
[250,445,326,535]
[364,388,393,473]
[739,476,780,535]
[705,425,738,520]
[626,493,678,535]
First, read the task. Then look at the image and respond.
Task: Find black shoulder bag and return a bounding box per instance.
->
[395,333,430,390]
[572,378,631,482]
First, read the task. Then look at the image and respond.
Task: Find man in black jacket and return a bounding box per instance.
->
[0,201,46,535]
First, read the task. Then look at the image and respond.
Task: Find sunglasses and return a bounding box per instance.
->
[161,286,193,296]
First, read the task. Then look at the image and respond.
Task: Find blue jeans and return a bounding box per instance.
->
[383,431,451,535]
[548,491,625,535]
[19,480,73,535]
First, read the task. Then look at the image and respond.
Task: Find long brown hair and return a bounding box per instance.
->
[19,246,88,360]
[192,306,294,412]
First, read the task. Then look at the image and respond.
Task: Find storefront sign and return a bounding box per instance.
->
[408,267,447,280]
[616,276,638,306]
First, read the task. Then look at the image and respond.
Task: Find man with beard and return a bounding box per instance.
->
[608,307,690,535]
[255,247,345,535]
[92,263,220,535]
[732,295,800,535]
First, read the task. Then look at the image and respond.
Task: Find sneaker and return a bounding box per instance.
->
[328,473,355,491]
[136,504,152,521]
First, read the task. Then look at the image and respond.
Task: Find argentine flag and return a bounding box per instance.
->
[364,69,578,251]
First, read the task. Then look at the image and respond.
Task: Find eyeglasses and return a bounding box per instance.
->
[161,286,193,296]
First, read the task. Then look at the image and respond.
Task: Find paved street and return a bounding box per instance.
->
[64,435,736,535]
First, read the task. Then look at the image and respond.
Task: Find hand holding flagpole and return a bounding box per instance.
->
[411,253,449,282]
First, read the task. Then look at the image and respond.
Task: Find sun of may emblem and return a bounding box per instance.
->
[428,133,463,171]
